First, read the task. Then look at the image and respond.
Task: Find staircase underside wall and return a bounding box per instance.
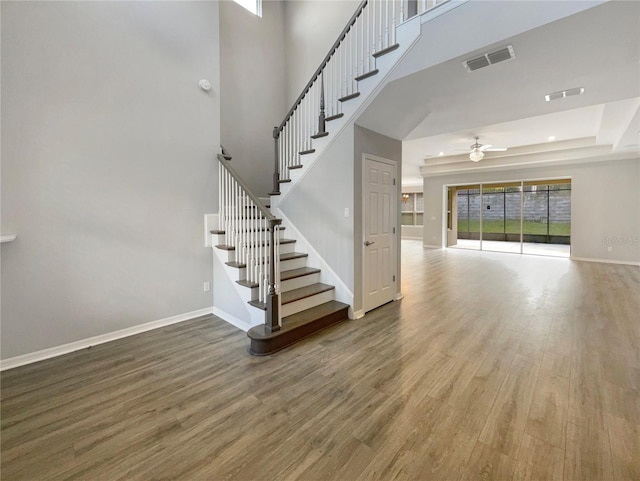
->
[278,125,356,302]
[212,249,263,332]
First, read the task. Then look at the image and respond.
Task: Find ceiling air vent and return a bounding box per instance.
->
[463,45,515,72]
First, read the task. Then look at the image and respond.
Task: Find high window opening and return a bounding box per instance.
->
[233,0,262,17]
[449,179,571,257]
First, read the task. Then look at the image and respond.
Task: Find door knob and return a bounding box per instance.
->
[364,241,375,246]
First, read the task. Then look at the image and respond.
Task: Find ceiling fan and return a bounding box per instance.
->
[468,136,507,162]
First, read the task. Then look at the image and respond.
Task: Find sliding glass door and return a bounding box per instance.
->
[481,183,523,253]
[456,185,481,250]
[452,179,570,257]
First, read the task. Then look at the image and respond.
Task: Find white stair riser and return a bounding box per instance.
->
[225,219,278,229]
[218,243,296,263]
[226,255,309,283]
[280,256,308,271]
[280,272,321,292]
[281,289,335,317]
[212,229,286,245]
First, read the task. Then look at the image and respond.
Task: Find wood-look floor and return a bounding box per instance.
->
[2,240,639,480]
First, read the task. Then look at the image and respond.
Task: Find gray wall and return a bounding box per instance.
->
[279,125,356,290]
[423,158,640,263]
[1,1,220,359]
[220,0,287,196]
[283,0,360,106]
[354,125,402,313]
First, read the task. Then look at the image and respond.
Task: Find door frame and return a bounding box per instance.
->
[361,153,400,314]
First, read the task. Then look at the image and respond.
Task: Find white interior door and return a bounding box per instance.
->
[363,155,397,313]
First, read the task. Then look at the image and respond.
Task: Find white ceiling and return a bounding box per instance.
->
[355,0,640,184]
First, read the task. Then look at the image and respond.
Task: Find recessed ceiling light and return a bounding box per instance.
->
[548,136,556,141]
[439,152,444,156]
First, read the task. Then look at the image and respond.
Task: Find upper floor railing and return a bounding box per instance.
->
[271,0,448,195]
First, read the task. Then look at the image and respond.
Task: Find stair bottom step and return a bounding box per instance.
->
[247,300,349,355]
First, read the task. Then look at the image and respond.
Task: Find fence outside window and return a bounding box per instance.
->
[457,182,571,244]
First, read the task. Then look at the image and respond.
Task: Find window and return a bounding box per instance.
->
[401,192,423,226]
[233,0,262,16]
[455,180,571,243]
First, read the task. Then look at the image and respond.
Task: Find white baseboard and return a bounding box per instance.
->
[571,256,640,267]
[423,244,442,249]
[402,236,423,240]
[395,292,404,301]
[0,307,213,371]
[353,309,365,319]
[212,307,257,332]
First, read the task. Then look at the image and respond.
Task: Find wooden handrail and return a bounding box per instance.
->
[275,0,368,136]
[216,153,280,224]
[220,145,232,161]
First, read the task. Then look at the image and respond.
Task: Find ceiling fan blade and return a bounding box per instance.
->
[484,147,508,152]
[479,144,493,151]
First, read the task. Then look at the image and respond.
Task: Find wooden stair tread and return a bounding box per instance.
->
[278,179,292,184]
[299,149,316,155]
[226,251,307,269]
[372,43,399,58]
[338,92,360,102]
[282,282,334,304]
[236,267,320,290]
[280,267,321,281]
[325,113,344,122]
[311,131,329,139]
[289,165,303,170]
[248,282,334,310]
[280,251,308,261]
[247,300,350,355]
[215,238,296,251]
[355,69,379,81]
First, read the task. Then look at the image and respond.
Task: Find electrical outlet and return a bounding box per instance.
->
[203,282,210,292]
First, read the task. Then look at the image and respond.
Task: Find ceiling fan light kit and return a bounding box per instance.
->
[470,149,484,162]
[468,136,506,162]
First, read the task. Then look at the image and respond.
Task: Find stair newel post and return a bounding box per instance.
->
[265,218,283,333]
[271,126,281,195]
[318,72,326,136]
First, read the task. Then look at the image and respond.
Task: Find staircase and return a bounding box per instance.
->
[212,152,349,355]
[212,0,448,354]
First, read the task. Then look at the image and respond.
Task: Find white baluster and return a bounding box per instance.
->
[384,0,388,49]
[344,35,348,96]
[327,58,332,117]
[225,170,230,246]
[229,177,234,249]
[218,162,222,231]
[392,0,396,43]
